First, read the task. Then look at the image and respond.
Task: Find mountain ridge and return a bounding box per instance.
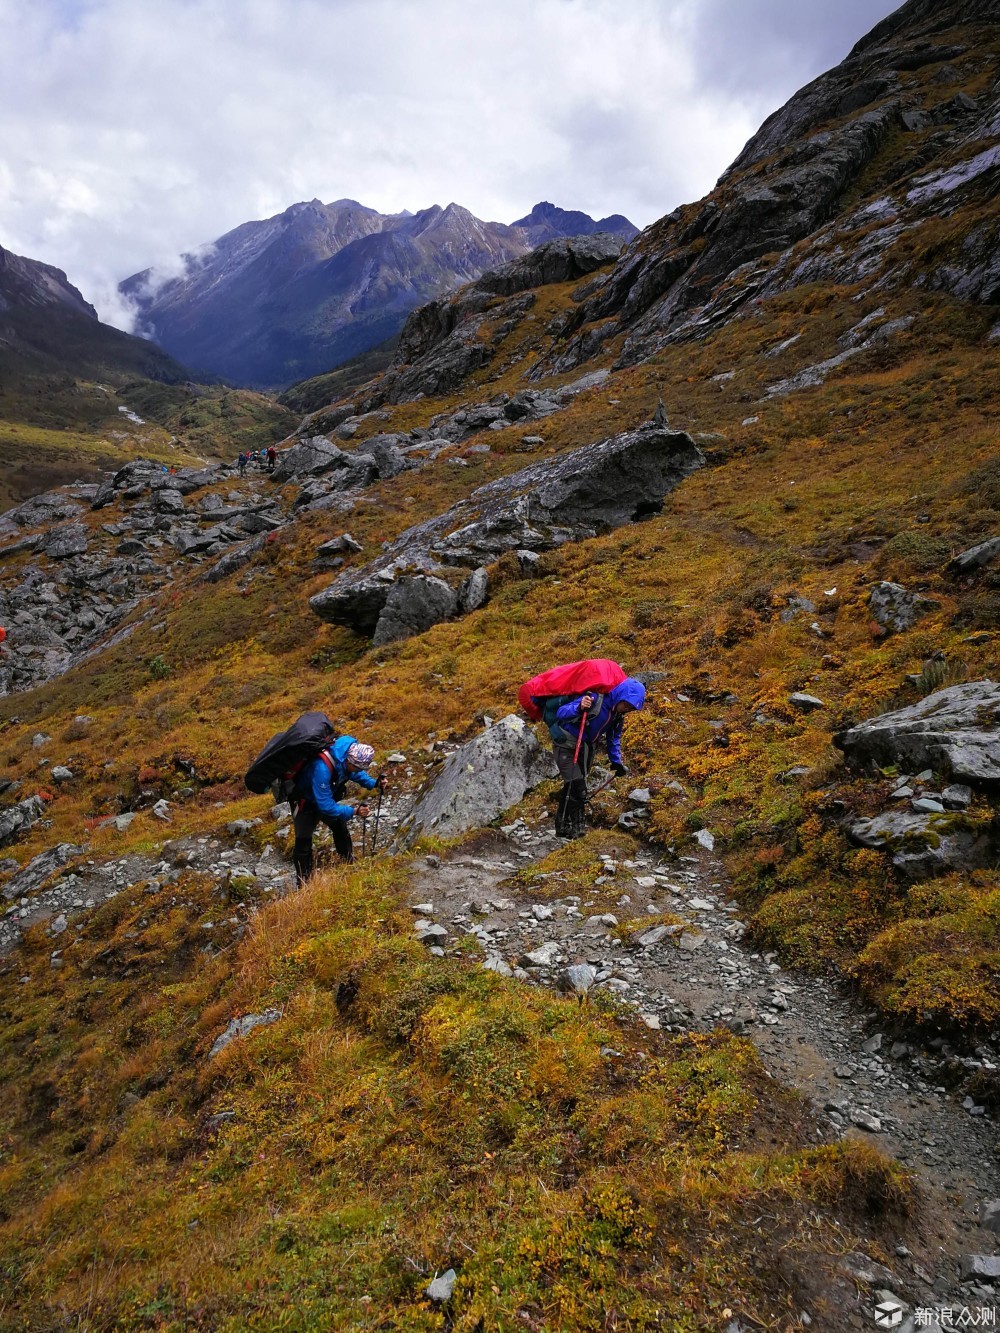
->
[0,242,188,385]
[120,198,638,390]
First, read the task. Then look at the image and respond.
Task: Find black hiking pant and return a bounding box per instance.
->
[292,801,354,885]
[553,740,591,837]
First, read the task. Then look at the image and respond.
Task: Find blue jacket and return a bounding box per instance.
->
[295,734,377,822]
[548,678,646,766]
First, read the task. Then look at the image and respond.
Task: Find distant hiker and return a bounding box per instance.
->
[237,452,247,475]
[519,660,645,839]
[266,446,277,472]
[291,737,383,883]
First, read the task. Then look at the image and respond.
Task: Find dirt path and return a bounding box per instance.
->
[406,816,1000,1326]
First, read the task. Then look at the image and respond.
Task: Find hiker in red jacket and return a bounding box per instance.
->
[542,678,646,837]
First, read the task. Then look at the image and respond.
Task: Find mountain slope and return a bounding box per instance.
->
[0,243,295,510]
[120,198,638,390]
[0,243,188,385]
[1,0,1000,1327]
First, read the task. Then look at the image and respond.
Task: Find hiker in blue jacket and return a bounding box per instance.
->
[292,736,381,883]
[544,678,646,838]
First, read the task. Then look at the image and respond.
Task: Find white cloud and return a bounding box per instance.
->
[0,0,900,327]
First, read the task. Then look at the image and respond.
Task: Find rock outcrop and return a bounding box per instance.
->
[0,796,45,848]
[310,425,705,644]
[836,681,1000,785]
[270,436,378,487]
[358,235,624,408]
[847,808,997,882]
[392,716,556,848]
[459,1,1000,384]
[2,843,83,900]
[868,581,937,634]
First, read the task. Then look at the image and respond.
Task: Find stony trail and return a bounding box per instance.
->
[4,796,999,1324]
[406,817,1000,1325]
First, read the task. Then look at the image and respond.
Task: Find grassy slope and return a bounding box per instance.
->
[0,374,295,512]
[0,248,992,1323]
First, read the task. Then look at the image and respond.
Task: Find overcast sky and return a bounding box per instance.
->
[0,0,901,328]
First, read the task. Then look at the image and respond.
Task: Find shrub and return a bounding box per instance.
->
[963,458,1000,511]
[880,531,951,573]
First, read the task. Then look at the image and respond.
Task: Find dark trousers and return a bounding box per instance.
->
[292,802,354,885]
[553,741,591,836]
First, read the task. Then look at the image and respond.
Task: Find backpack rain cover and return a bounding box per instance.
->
[245,711,338,794]
[518,659,627,721]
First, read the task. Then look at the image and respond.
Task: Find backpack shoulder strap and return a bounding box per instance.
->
[319,750,336,773]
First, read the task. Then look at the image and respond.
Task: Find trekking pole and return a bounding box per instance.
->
[361,815,368,859]
[572,710,587,766]
[371,784,384,856]
[585,772,618,805]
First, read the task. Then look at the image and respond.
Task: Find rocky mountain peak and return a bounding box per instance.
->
[851,0,1000,55]
[120,196,638,389]
[469,0,1000,381]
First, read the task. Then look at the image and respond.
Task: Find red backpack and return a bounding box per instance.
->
[518,659,627,721]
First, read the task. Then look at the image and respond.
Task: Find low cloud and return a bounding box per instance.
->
[0,0,902,327]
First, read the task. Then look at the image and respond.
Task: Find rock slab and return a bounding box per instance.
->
[311,425,704,644]
[836,680,1000,785]
[393,715,557,849]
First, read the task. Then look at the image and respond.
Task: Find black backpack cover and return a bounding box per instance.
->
[245,711,338,795]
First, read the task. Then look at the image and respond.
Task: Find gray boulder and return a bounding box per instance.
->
[868,581,936,633]
[316,534,363,558]
[311,425,704,644]
[171,528,217,556]
[43,525,89,560]
[459,567,489,613]
[836,681,1000,785]
[0,795,44,847]
[949,536,1000,575]
[372,576,459,647]
[151,467,217,495]
[2,842,83,900]
[199,534,268,584]
[558,963,597,996]
[239,512,283,535]
[1,490,83,531]
[154,489,185,515]
[209,1008,282,1058]
[355,435,410,479]
[426,1269,457,1303]
[271,436,377,488]
[393,715,557,849]
[847,808,996,882]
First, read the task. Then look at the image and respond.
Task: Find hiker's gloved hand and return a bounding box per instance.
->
[580,694,595,713]
[355,804,371,819]
[376,774,388,790]
[612,763,629,778]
